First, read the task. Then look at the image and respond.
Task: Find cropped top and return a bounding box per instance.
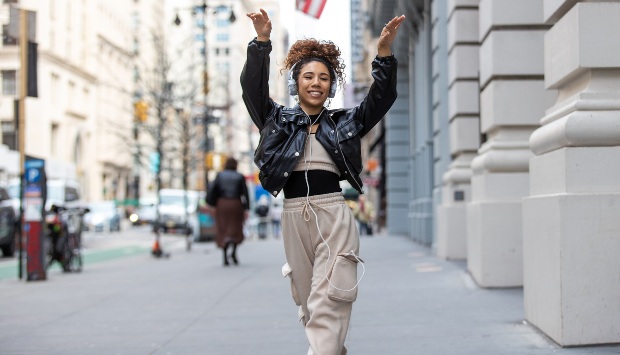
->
[293,133,341,175]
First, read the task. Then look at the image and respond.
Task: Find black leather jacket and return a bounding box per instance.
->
[206,170,250,209]
[241,39,398,197]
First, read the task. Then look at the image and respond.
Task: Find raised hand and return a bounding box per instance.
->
[246,8,272,42]
[377,15,405,57]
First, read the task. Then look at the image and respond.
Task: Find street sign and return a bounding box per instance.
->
[26,167,40,183]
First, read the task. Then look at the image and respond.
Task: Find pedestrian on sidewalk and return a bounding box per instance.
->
[269,194,284,239]
[206,157,250,266]
[352,194,375,236]
[255,194,270,239]
[243,9,404,354]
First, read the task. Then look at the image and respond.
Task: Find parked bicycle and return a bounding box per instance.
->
[45,204,89,272]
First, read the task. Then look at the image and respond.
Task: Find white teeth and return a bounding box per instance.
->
[309,92,322,97]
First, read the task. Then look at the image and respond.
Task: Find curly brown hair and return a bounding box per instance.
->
[281,38,346,89]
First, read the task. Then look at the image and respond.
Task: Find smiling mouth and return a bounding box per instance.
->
[308,91,323,98]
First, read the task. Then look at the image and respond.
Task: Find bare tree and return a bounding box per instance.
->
[131,28,205,255]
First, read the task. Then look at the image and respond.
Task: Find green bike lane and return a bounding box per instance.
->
[0,244,152,281]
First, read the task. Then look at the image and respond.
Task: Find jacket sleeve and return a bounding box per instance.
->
[352,55,398,137]
[206,175,219,207]
[240,38,276,131]
[239,175,250,211]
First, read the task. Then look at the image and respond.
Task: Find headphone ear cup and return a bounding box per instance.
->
[288,63,298,96]
[288,77,298,96]
[328,80,337,98]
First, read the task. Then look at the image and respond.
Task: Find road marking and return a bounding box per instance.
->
[0,245,151,281]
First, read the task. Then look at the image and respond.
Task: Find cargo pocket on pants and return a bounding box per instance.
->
[327,252,364,303]
[282,263,301,306]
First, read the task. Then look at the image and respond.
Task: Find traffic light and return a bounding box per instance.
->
[134,101,148,122]
[205,152,214,169]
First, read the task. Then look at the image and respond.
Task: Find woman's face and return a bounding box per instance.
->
[296,61,332,115]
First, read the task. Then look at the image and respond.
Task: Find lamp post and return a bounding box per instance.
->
[173,1,235,191]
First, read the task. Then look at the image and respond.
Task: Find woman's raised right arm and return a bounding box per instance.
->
[241,9,273,130]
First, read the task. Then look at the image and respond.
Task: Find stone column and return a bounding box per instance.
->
[436,0,480,260]
[523,1,620,346]
[467,0,556,287]
[386,15,413,236]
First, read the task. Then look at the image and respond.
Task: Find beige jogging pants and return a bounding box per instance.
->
[281,192,362,355]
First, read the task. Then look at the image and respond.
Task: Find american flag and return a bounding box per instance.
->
[296,0,328,19]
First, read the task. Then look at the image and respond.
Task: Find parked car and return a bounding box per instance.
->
[156,189,215,241]
[129,197,157,226]
[0,185,17,257]
[4,178,20,221]
[83,201,122,232]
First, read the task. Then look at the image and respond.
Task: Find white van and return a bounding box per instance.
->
[8,178,83,213]
[45,179,83,211]
[156,189,215,241]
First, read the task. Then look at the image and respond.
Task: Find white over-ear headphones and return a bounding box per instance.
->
[288,60,337,98]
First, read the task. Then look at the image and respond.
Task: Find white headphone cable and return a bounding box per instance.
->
[302,110,365,293]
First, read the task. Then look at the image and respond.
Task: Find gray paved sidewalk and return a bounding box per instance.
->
[0,235,619,354]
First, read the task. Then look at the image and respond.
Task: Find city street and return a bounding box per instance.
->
[1,228,619,354]
[0,1,618,352]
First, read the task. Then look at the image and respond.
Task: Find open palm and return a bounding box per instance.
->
[246,8,272,39]
[378,15,405,54]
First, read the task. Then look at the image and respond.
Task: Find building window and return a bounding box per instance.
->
[133,66,140,82]
[68,81,76,110]
[216,62,230,72]
[1,121,16,150]
[216,33,229,42]
[133,37,139,55]
[51,123,59,155]
[51,73,59,103]
[1,121,17,150]
[131,12,139,31]
[215,19,230,28]
[83,88,89,109]
[2,25,17,46]
[2,70,16,96]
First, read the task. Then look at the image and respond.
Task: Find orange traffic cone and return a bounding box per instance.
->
[151,240,163,257]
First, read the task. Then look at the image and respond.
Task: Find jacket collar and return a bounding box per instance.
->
[282,106,308,125]
[282,105,345,125]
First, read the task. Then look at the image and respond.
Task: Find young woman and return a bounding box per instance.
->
[243,9,404,354]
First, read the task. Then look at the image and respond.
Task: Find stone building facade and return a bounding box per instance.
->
[362,0,620,346]
[0,0,164,202]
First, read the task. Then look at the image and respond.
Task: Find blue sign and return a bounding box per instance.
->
[25,159,44,169]
[149,152,160,173]
[24,185,42,197]
[26,168,41,183]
